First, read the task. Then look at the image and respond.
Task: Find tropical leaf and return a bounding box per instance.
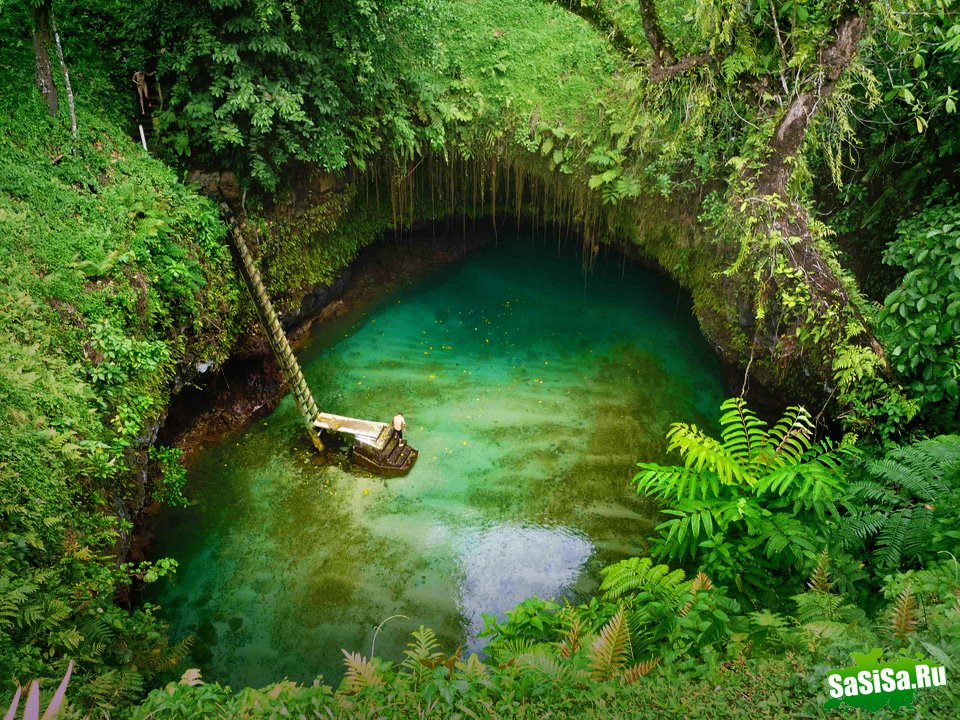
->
[621,657,660,684]
[588,606,631,681]
[340,651,383,694]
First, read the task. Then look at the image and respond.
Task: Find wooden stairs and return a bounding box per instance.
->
[313,414,418,477]
[221,205,417,477]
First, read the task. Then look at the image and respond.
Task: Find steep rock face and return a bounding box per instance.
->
[122,267,350,562]
[124,172,354,561]
[230,271,350,359]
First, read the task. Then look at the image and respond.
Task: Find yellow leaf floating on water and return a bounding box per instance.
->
[363,489,369,496]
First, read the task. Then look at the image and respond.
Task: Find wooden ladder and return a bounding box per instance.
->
[221,205,324,452]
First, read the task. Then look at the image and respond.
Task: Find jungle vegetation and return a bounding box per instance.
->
[2,0,960,716]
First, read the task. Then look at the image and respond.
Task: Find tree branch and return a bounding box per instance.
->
[637,0,676,68]
[761,6,870,194]
[560,1,637,59]
[649,53,711,82]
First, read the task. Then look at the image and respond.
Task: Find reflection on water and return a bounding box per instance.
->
[146,237,726,688]
[457,524,593,649]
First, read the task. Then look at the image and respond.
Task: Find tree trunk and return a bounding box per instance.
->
[636,0,712,82]
[51,15,77,139]
[736,3,890,400]
[637,0,675,68]
[30,0,59,117]
[759,8,870,196]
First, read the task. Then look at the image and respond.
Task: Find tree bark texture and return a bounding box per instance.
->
[51,15,77,138]
[759,8,870,196]
[30,0,59,117]
[637,0,676,68]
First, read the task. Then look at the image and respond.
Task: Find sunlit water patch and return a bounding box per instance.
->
[146,237,727,688]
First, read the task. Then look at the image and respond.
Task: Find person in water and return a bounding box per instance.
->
[392,413,406,445]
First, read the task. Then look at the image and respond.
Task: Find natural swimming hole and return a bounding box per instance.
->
[145,236,727,688]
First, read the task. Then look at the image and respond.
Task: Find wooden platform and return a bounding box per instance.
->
[313,413,418,476]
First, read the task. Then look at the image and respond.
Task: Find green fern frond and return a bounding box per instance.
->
[719,397,767,463]
[633,463,699,500]
[599,557,686,603]
[793,590,847,624]
[401,625,443,683]
[844,511,888,542]
[141,635,194,673]
[493,637,536,664]
[761,405,814,469]
[846,480,895,503]
[514,650,564,679]
[873,509,913,568]
[588,606,631,682]
[667,423,748,487]
[85,668,145,707]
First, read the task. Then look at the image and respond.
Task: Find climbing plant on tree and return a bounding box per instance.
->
[559,0,957,434]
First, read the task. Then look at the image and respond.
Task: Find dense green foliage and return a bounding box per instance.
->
[877,200,960,423]
[26,396,958,718]
[134,0,447,190]
[3,0,960,716]
[0,5,238,707]
[633,399,851,602]
[841,435,960,572]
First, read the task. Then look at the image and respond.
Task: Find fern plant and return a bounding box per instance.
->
[634,398,852,600]
[339,651,384,694]
[400,625,444,686]
[841,435,960,573]
[587,607,631,681]
[890,586,919,642]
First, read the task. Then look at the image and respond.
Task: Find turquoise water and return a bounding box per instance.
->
[147,237,726,688]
